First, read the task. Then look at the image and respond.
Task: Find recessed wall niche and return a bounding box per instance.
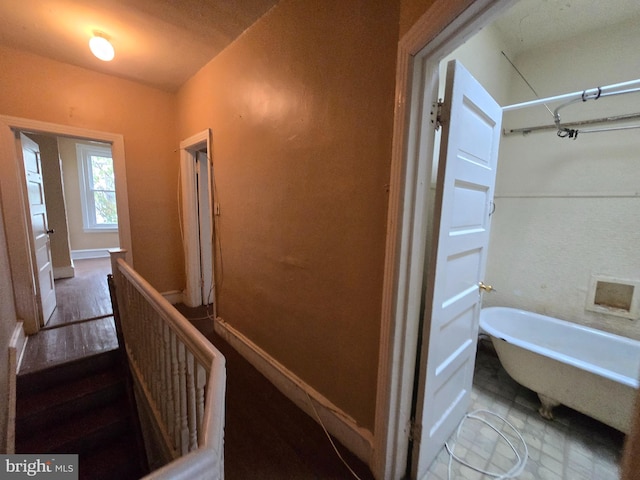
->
[586,275,640,320]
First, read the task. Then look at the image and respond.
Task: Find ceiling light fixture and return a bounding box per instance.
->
[89,32,115,61]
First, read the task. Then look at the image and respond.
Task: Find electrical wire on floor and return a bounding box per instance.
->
[445,409,528,480]
[305,391,363,480]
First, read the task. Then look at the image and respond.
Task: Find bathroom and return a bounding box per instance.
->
[425,0,640,478]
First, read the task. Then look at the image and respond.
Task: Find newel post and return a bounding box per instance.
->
[108,248,128,342]
[109,248,128,316]
[109,248,128,275]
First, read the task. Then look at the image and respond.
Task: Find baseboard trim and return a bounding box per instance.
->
[213,317,374,466]
[161,290,183,305]
[71,248,112,260]
[7,322,27,453]
[53,265,75,279]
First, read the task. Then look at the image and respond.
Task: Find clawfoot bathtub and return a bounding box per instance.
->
[479,307,640,433]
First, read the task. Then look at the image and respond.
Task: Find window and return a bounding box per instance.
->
[76,143,118,232]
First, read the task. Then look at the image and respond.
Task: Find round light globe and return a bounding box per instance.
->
[89,35,115,61]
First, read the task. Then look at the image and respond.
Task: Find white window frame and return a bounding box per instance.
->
[76,143,118,232]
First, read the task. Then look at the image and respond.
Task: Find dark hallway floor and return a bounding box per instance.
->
[178,305,375,480]
[19,259,375,479]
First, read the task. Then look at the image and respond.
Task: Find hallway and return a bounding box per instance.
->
[18,258,374,479]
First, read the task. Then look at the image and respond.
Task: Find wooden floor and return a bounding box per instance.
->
[20,258,118,374]
[19,259,375,479]
[178,305,375,480]
[46,257,113,328]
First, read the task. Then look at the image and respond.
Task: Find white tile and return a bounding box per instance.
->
[424,349,624,480]
[540,453,564,475]
[542,441,564,462]
[538,465,563,480]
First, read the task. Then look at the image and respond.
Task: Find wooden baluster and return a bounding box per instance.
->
[178,342,189,455]
[145,307,155,400]
[186,352,198,451]
[131,285,142,364]
[162,322,173,438]
[195,362,207,446]
[171,332,181,451]
[152,311,161,405]
[138,298,147,388]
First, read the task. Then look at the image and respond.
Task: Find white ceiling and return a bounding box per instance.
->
[492,0,640,55]
[0,0,279,92]
[1,0,639,92]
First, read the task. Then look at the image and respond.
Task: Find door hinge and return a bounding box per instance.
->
[431,99,444,131]
[409,421,422,442]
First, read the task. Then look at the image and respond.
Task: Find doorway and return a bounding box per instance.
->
[374,0,640,478]
[180,129,216,315]
[0,115,132,335]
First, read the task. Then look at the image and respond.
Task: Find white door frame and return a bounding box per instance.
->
[179,129,215,313]
[372,1,515,478]
[0,115,133,335]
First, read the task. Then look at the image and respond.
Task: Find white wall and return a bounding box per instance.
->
[440,24,515,106]
[483,17,640,338]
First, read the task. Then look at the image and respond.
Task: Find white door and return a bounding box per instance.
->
[197,150,214,306]
[411,60,502,479]
[21,133,57,325]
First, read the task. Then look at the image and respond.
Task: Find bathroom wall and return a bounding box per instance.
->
[483,17,640,338]
[440,23,514,106]
[57,137,119,254]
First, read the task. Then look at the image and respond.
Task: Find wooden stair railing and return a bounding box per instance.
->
[109,249,226,480]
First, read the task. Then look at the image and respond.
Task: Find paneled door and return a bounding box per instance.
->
[411,60,502,478]
[21,133,57,325]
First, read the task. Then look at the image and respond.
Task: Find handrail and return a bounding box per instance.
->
[109,249,226,480]
[115,257,215,367]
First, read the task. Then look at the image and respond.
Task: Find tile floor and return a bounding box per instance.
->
[426,340,625,480]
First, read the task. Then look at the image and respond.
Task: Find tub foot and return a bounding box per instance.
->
[537,393,561,421]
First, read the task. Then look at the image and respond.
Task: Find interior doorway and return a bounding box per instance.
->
[374,0,640,478]
[0,115,132,335]
[180,129,216,315]
[22,133,120,329]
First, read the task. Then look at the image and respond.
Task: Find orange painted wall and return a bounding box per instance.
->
[398,0,475,38]
[177,0,399,429]
[0,189,18,453]
[0,45,183,292]
[399,0,437,37]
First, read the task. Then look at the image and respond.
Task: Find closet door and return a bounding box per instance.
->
[411,60,502,479]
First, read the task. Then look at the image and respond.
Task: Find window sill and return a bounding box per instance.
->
[83,227,119,234]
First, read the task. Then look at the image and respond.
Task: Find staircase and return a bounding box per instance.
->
[15,349,148,480]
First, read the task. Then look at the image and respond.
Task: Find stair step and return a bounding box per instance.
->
[16,399,131,455]
[80,435,147,480]
[16,368,125,437]
[18,350,120,396]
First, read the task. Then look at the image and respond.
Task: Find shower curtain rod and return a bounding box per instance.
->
[502,78,640,112]
[503,112,640,136]
[578,124,640,134]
